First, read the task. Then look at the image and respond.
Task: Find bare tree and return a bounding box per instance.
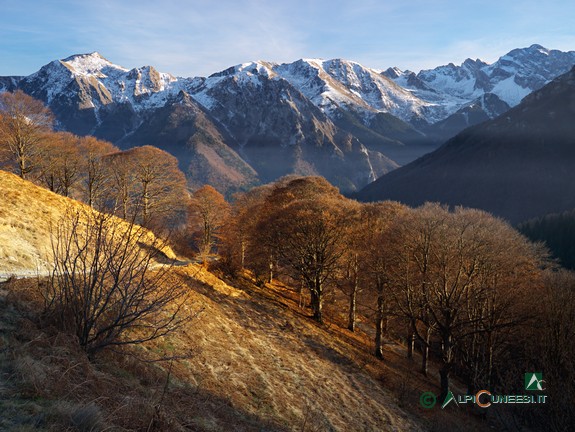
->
[536,269,575,431]
[0,90,54,179]
[255,177,348,323]
[77,136,118,208]
[335,203,364,332]
[391,204,543,398]
[221,184,275,274]
[189,185,230,263]
[36,132,83,197]
[105,146,189,231]
[43,206,189,357]
[360,202,409,358]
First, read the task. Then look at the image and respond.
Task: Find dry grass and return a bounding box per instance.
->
[0,258,497,431]
[0,171,493,430]
[0,170,175,279]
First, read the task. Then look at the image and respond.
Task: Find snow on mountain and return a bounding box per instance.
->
[0,76,22,92]
[357,65,575,224]
[416,58,488,100]
[179,58,396,191]
[189,61,279,112]
[184,57,445,138]
[20,52,188,113]
[17,45,573,138]
[274,58,439,124]
[401,44,575,108]
[482,44,575,106]
[62,52,128,76]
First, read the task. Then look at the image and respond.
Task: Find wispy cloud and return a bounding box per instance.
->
[0,0,573,77]
[62,0,308,76]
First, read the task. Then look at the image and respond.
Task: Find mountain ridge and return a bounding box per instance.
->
[356,65,575,224]
[2,45,574,194]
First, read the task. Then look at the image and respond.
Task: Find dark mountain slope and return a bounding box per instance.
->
[356,66,575,224]
[519,209,575,270]
[189,63,397,191]
[121,91,259,194]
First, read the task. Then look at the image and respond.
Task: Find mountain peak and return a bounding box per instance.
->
[505,44,552,59]
[61,52,128,76]
[62,51,106,62]
[383,67,404,79]
[528,43,547,51]
[462,58,488,69]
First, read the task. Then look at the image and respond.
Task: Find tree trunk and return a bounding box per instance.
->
[487,331,494,389]
[240,240,245,269]
[407,319,415,359]
[18,149,26,179]
[375,292,385,359]
[142,181,149,226]
[267,257,273,284]
[421,327,431,376]
[348,283,357,332]
[310,280,323,323]
[439,365,450,402]
[439,331,453,400]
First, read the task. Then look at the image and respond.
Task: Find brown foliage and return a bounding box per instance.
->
[246,177,351,322]
[0,90,54,179]
[77,135,118,208]
[188,185,230,262]
[104,145,189,232]
[388,204,545,397]
[35,131,83,197]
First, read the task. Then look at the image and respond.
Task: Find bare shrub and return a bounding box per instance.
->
[42,206,189,357]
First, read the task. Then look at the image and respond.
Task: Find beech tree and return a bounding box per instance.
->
[391,204,543,398]
[78,136,118,208]
[390,204,445,374]
[189,185,230,262]
[36,132,83,197]
[357,202,409,358]
[255,177,347,323]
[535,270,575,431]
[334,202,364,332]
[220,185,274,274]
[0,90,54,179]
[105,146,188,231]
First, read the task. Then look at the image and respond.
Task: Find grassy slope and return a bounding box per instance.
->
[0,170,174,279]
[0,171,486,431]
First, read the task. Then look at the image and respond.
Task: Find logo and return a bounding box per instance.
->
[420,373,548,410]
[525,373,545,391]
[441,390,458,409]
[419,392,437,409]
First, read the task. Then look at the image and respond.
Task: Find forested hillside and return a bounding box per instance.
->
[1,87,574,431]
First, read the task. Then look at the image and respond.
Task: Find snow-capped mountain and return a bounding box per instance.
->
[16,53,192,139]
[185,59,398,188]
[11,52,396,192]
[2,45,574,194]
[274,59,437,124]
[20,52,186,111]
[390,44,575,108]
[356,65,575,224]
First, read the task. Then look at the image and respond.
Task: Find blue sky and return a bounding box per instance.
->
[1,0,574,77]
